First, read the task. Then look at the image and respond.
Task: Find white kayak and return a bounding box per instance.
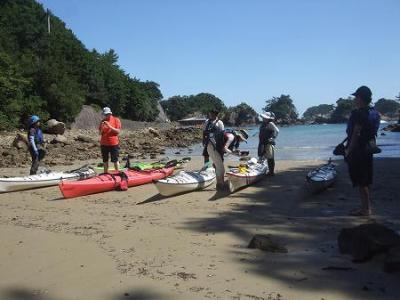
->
[0,166,95,193]
[154,167,216,196]
[306,161,337,193]
[226,158,268,192]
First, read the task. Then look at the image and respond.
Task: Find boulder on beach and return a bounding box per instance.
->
[148,127,160,137]
[248,234,288,253]
[338,223,400,262]
[384,245,400,273]
[76,135,95,143]
[45,119,66,135]
[12,133,28,150]
[51,135,70,145]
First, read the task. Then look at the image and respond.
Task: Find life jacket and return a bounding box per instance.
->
[259,123,275,144]
[346,107,380,152]
[27,127,44,147]
[203,119,222,146]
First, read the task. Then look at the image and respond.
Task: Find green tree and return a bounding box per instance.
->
[0,51,48,129]
[375,98,400,118]
[0,0,164,126]
[160,96,192,121]
[330,97,355,123]
[222,102,257,126]
[303,104,334,121]
[161,93,226,121]
[264,95,298,123]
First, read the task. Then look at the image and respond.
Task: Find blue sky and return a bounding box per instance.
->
[37,0,400,115]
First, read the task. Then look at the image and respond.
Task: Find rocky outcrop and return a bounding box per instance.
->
[51,135,70,145]
[382,124,400,132]
[12,133,28,150]
[155,102,169,122]
[0,126,202,168]
[45,119,66,135]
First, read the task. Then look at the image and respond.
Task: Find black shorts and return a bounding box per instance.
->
[101,145,120,163]
[347,152,373,187]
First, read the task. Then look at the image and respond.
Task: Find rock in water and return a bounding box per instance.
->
[45,119,66,135]
[338,223,400,262]
[382,124,400,132]
[12,133,28,150]
[248,234,288,253]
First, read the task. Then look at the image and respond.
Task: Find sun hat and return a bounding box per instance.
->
[29,115,40,126]
[260,112,275,120]
[102,107,112,115]
[235,129,249,142]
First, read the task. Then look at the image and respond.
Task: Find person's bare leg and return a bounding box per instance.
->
[359,185,371,215]
[114,161,120,172]
[103,162,109,174]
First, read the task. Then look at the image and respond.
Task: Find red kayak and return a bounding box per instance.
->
[59,167,174,198]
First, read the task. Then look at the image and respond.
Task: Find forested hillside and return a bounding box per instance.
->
[0,0,161,129]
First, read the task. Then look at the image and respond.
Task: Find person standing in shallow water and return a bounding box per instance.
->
[27,115,46,175]
[202,109,224,164]
[99,107,122,173]
[258,112,279,176]
[345,86,380,217]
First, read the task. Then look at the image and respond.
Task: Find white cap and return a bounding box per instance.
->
[102,107,112,115]
[260,112,275,120]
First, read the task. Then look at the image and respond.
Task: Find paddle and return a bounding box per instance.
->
[66,164,92,173]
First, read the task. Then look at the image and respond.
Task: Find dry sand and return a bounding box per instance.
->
[0,156,399,300]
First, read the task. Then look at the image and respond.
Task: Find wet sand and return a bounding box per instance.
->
[0,156,399,300]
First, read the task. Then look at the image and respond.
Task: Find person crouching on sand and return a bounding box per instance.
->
[202,109,224,164]
[207,128,248,192]
[99,107,122,173]
[27,115,46,175]
[345,86,380,217]
[258,112,279,176]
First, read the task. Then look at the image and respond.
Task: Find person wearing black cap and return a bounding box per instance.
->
[345,86,380,216]
[202,109,224,164]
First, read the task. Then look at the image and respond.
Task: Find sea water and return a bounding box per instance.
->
[167,123,400,161]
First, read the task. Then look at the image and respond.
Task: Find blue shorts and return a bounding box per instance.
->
[101,145,119,163]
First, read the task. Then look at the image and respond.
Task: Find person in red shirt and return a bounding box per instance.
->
[99,107,121,173]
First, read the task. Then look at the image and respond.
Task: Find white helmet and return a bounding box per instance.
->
[102,107,112,115]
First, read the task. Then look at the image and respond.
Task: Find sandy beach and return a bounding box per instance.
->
[0,156,399,300]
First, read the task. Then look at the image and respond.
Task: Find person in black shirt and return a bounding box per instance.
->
[346,86,380,216]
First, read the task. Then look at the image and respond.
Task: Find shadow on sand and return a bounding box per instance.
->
[179,158,400,299]
[0,287,169,300]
